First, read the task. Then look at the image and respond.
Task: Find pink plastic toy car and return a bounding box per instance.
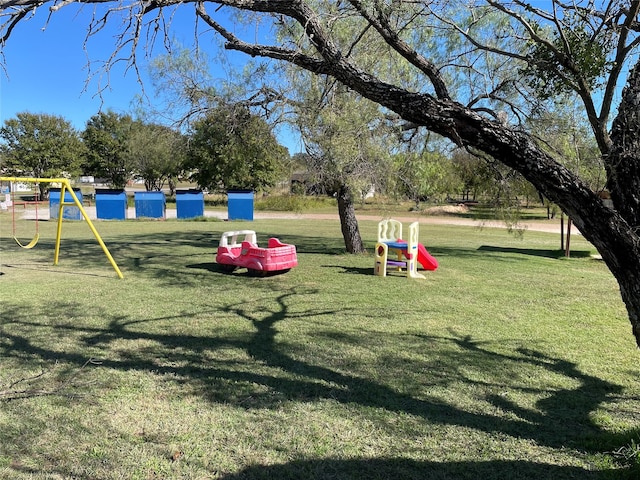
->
[216,230,298,276]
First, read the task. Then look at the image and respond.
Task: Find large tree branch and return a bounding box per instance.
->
[198,2,638,273]
[196,3,331,74]
[0,7,28,43]
[200,4,598,207]
[347,0,450,100]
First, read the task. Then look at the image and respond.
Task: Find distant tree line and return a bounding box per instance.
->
[0,107,288,196]
[0,106,602,212]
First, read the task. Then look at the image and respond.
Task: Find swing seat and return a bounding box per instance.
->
[14,233,40,249]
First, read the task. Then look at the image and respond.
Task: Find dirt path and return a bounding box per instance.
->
[250,211,574,235]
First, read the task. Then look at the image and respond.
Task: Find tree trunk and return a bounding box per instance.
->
[614,266,640,346]
[336,183,365,254]
[608,59,640,228]
[598,57,640,346]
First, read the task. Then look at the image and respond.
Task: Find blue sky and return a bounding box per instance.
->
[0,4,302,153]
[1,6,155,127]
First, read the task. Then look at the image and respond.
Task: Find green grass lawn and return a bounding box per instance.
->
[1,213,639,479]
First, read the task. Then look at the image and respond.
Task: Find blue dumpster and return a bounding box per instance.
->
[176,189,204,219]
[227,190,254,221]
[49,188,82,220]
[96,189,127,220]
[134,191,165,219]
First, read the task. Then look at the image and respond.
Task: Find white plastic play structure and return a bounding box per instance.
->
[374,219,439,279]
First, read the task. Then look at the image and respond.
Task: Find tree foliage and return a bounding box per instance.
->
[139,47,219,126]
[296,83,385,197]
[82,111,136,189]
[520,10,615,101]
[127,122,185,192]
[185,105,287,193]
[394,151,451,208]
[528,102,604,192]
[281,12,405,253]
[293,77,393,252]
[0,112,85,195]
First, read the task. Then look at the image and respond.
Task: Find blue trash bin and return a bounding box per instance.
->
[227,190,254,221]
[176,189,204,219]
[49,188,82,220]
[134,191,166,219]
[96,189,127,220]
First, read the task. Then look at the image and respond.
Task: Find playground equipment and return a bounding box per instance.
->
[0,177,124,279]
[374,219,438,278]
[216,230,298,275]
[5,182,41,248]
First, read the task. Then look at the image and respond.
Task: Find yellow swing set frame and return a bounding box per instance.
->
[1,177,123,279]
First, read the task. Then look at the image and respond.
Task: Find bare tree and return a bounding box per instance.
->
[4,1,640,345]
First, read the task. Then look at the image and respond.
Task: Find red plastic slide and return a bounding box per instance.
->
[392,239,439,271]
[417,243,439,271]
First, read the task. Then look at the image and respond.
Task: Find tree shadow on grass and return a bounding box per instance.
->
[16,230,349,281]
[216,457,615,480]
[1,282,636,478]
[324,264,374,275]
[185,261,220,273]
[478,245,592,259]
[7,228,579,284]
